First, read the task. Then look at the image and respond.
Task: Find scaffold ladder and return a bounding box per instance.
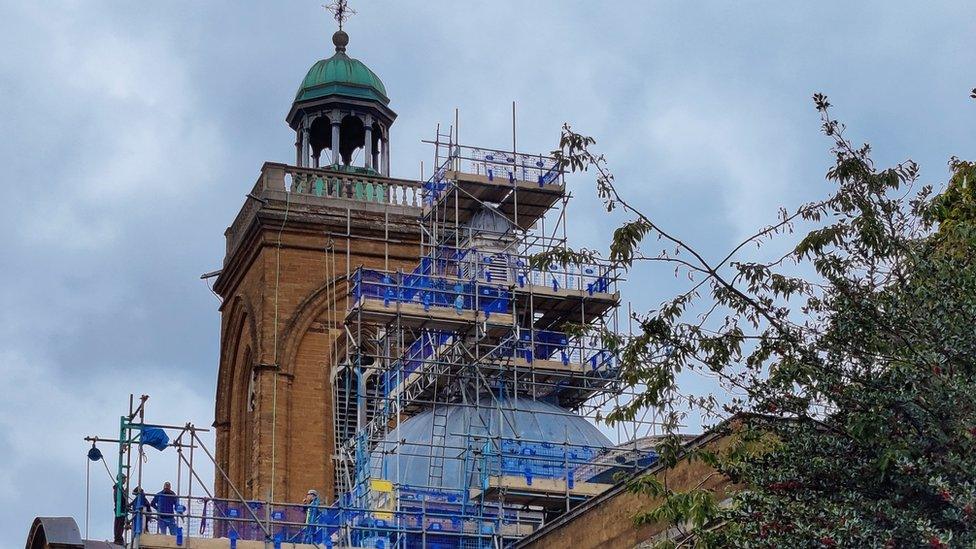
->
[427,404,450,488]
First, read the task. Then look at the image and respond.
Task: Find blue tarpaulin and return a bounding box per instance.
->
[141,427,169,451]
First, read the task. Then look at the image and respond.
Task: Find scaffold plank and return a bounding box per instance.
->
[347,297,514,330]
[468,476,614,506]
[423,170,564,230]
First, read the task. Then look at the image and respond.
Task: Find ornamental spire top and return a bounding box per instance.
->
[323,0,355,32]
[323,0,355,53]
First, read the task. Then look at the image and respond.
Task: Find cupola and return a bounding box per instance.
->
[286,30,395,175]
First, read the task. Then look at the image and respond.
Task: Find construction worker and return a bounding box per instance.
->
[302,489,321,543]
[131,487,152,534]
[112,476,128,545]
[151,481,178,535]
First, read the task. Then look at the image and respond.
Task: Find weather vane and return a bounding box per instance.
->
[323,0,356,31]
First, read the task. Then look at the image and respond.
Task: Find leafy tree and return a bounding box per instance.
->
[539,93,976,547]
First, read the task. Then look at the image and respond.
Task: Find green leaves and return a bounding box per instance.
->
[564,92,976,547]
[610,219,652,268]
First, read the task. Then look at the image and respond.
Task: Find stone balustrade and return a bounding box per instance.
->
[224,163,424,260]
[260,162,423,207]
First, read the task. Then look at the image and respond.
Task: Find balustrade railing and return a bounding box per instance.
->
[226,163,426,257]
[277,164,423,207]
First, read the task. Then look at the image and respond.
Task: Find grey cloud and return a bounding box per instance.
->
[1,0,974,541]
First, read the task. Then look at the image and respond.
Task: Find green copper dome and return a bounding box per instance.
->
[295,31,389,105]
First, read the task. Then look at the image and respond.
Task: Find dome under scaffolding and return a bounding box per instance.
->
[373,397,613,492]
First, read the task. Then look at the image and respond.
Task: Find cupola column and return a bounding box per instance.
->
[300,118,313,168]
[295,131,303,168]
[382,137,390,176]
[363,116,374,171]
[311,119,320,169]
[330,117,341,166]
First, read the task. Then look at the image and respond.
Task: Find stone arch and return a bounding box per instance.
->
[278,275,349,376]
[308,115,332,163]
[214,294,258,498]
[270,275,350,501]
[216,295,258,423]
[338,114,366,165]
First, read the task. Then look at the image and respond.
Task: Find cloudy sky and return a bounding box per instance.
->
[1,0,974,542]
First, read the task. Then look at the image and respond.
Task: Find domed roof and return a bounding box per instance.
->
[372,397,611,492]
[295,31,389,105]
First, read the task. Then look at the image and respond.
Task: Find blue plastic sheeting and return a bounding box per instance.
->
[212,502,342,544]
[586,275,611,295]
[516,329,568,362]
[373,397,611,492]
[351,268,511,316]
[498,440,600,486]
[382,331,453,396]
[140,427,169,451]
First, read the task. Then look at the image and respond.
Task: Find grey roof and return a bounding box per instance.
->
[24,516,121,549]
[26,517,82,548]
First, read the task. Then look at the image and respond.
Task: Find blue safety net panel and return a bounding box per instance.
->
[356,486,531,549]
[497,440,600,488]
[382,331,453,396]
[212,500,267,541]
[517,330,569,362]
[538,164,560,186]
[584,348,614,371]
[586,274,611,295]
[476,285,509,316]
[350,268,511,317]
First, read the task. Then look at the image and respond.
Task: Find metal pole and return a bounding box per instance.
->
[189,430,272,539]
[187,426,195,540]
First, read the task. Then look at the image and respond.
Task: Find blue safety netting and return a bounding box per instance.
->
[586,274,611,295]
[515,329,569,363]
[349,485,530,549]
[382,331,453,397]
[351,268,511,317]
[496,440,600,488]
[212,501,267,541]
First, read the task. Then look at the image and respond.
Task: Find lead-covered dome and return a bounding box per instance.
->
[372,397,611,492]
[295,30,389,105]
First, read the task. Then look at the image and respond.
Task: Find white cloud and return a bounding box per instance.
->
[0,348,214,541]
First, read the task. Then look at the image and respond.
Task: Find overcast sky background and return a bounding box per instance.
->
[1,0,974,542]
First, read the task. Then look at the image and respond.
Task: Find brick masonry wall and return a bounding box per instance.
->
[518,429,742,549]
[214,199,421,504]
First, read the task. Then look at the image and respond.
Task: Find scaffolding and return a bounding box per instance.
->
[84,124,662,549]
[328,125,661,548]
[83,395,329,547]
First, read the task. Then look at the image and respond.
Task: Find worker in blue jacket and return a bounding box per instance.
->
[150,481,178,535]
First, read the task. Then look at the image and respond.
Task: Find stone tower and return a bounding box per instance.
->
[212,30,423,504]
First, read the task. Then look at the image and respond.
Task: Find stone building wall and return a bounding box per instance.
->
[213,177,422,504]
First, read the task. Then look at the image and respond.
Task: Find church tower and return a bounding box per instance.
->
[212,27,422,504]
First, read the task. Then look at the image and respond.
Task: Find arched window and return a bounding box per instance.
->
[246,365,257,413]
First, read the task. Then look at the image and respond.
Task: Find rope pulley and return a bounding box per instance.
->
[87,442,102,461]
